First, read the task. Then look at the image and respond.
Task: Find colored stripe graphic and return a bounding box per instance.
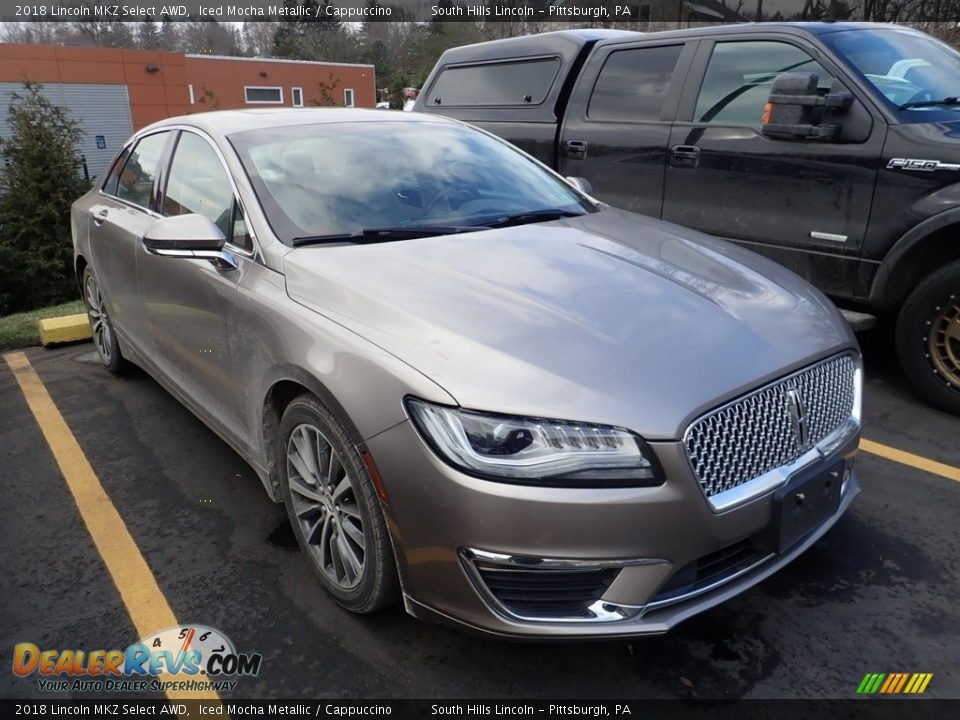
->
[879,674,896,693]
[857,673,932,694]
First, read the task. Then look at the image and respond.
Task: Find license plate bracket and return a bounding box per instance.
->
[765,461,843,553]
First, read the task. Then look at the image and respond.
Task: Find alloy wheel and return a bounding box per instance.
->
[928,297,960,389]
[85,274,113,365]
[286,423,366,589]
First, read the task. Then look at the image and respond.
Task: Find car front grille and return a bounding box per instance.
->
[684,354,856,499]
[474,563,619,619]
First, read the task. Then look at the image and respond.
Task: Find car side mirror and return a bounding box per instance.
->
[566,176,593,195]
[143,214,226,255]
[762,73,854,142]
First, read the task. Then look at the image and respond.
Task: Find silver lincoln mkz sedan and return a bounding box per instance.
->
[72,110,862,638]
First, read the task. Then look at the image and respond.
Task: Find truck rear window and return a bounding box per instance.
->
[425,58,561,107]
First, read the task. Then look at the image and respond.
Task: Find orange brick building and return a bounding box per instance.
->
[0,43,375,176]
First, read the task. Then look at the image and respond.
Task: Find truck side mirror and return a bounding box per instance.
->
[762,73,854,142]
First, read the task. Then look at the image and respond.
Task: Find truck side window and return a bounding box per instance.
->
[695,41,836,125]
[588,45,683,123]
[425,58,561,107]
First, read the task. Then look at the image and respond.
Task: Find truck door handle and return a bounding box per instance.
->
[671,145,701,168]
[92,208,109,226]
[565,140,588,160]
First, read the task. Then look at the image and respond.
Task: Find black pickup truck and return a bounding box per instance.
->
[415,23,960,415]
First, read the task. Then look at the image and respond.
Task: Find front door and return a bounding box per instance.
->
[662,37,885,298]
[137,129,257,441]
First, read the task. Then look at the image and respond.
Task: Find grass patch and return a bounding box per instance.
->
[0,300,86,351]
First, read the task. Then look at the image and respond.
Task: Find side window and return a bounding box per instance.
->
[116,132,169,209]
[102,147,131,196]
[163,132,236,243]
[588,45,683,122]
[695,41,837,124]
[426,58,561,107]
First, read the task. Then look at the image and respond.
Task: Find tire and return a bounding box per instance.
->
[81,266,128,374]
[277,394,399,613]
[895,261,960,415]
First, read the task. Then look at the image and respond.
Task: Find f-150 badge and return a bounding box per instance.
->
[887,158,960,172]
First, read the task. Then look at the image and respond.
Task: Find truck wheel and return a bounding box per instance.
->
[277,394,400,613]
[895,261,960,415]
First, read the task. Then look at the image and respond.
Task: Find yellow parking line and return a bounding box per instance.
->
[3,351,221,707]
[861,438,960,484]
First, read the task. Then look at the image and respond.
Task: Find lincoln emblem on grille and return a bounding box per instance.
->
[785,388,809,449]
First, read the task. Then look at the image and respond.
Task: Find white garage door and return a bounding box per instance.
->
[0,82,133,180]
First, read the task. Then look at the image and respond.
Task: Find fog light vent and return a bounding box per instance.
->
[474,563,619,619]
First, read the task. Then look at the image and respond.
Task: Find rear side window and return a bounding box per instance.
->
[116,132,169,210]
[695,41,836,124]
[588,45,683,122]
[426,58,561,107]
[101,148,130,196]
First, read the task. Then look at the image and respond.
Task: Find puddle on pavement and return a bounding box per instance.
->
[268,520,299,550]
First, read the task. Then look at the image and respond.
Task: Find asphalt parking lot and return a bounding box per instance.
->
[2,328,958,700]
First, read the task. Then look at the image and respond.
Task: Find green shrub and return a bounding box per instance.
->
[0,81,90,314]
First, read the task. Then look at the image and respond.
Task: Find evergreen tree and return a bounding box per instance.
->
[0,82,89,314]
[137,18,160,50]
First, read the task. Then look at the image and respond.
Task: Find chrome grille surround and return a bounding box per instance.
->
[684,354,858,509]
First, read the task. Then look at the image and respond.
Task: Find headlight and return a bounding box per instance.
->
[405,398,663,487]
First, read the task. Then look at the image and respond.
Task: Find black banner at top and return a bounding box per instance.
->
[4,0,960,24]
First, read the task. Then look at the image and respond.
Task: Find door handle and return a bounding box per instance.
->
[671,145,700,168]
[565,140,588,161]
[91,208,109,226]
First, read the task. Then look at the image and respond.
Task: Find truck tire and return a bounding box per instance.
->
[895,261,960,415]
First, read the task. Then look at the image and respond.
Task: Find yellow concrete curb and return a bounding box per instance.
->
[38,313,91,346]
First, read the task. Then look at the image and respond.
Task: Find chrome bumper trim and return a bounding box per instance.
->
[459,547,666,624]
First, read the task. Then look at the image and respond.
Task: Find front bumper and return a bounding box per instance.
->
[366,419,860,639]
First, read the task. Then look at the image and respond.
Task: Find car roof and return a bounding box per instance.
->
[138,108,454,138]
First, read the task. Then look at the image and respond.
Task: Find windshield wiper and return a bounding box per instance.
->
[899,96,960,110]
[479,208,586,229]
[292,225,486,247]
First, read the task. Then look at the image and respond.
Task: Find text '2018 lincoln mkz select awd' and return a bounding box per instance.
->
[72,109,862,638]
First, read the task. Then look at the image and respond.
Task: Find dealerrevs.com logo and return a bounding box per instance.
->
[12,625,262,693]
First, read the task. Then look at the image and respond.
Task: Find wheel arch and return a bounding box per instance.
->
[259,365,365,502]
[75,254,89,293]
[870,209,960,312]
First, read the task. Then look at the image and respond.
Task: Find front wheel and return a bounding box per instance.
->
[277,394,399,613]
[895,261,960,415]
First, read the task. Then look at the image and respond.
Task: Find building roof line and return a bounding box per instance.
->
[185,54,374,69]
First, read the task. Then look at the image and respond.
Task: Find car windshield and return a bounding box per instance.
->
[228,120,591,244]
[824,28,960,111]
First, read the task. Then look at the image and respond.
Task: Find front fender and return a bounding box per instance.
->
[870,204,960,309]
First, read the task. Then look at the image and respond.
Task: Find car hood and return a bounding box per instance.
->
[283,209,855,439]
